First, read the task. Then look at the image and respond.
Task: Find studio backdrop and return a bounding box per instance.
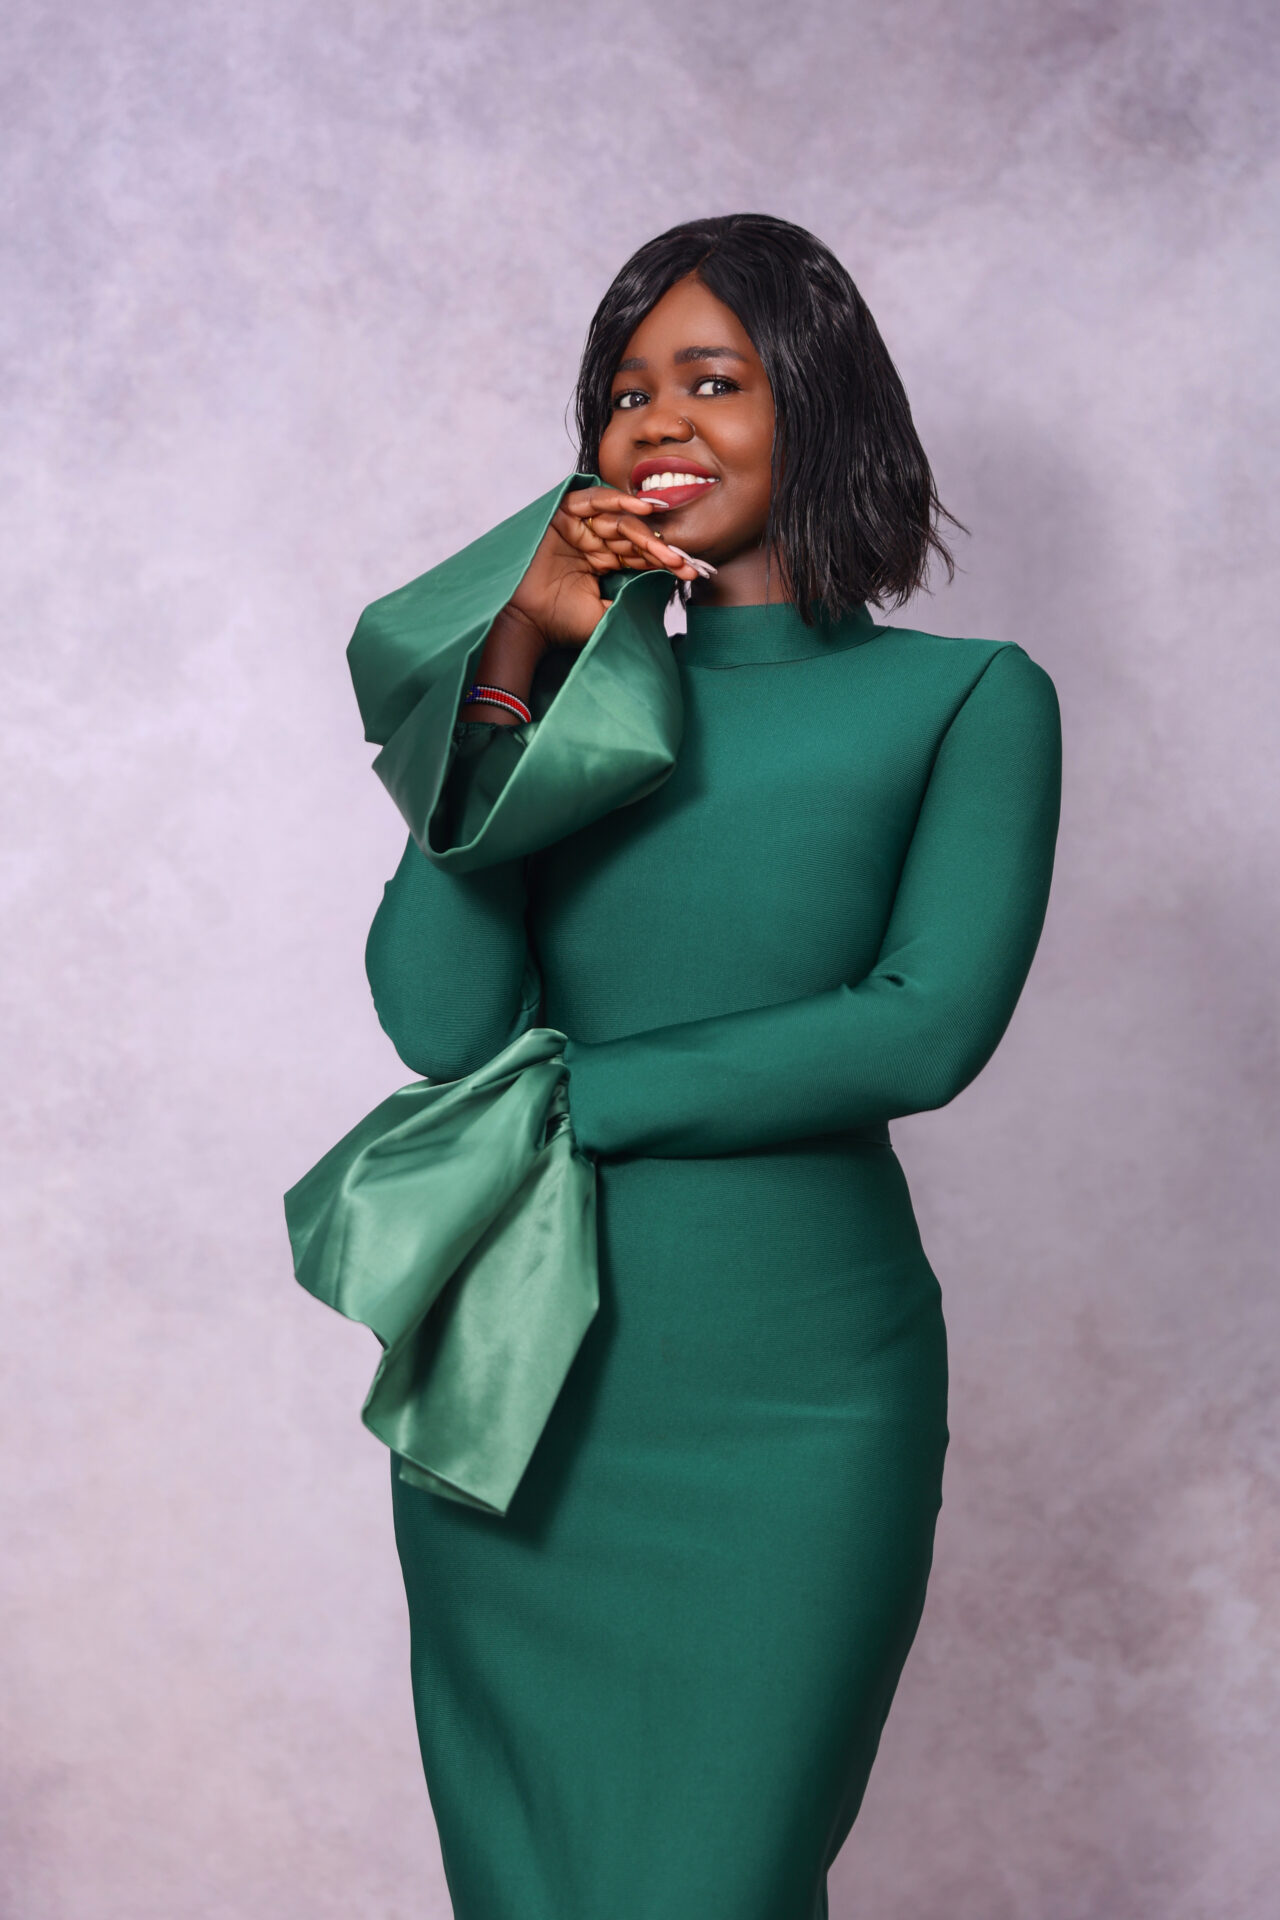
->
[2,3,1277,1917]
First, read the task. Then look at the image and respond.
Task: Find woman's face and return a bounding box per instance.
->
[596,274,776,574]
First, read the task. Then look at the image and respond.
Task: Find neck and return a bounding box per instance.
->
[689,542,790,609]
[679,595,876,667]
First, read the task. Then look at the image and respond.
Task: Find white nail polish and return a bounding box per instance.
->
[663,542,718,577]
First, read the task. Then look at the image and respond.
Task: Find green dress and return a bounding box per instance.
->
[307,477,1061,1919]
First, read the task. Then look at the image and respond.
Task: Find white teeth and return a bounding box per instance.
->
[640,472,713,493]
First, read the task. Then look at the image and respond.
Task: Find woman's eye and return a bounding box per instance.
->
[612,375,737,411]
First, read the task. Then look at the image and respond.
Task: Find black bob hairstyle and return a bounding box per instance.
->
[573,213,961,624]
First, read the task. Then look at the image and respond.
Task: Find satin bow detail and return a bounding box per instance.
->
[284,1028,597,1517]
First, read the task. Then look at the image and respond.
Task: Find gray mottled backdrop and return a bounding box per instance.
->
[3,2,1277,1915]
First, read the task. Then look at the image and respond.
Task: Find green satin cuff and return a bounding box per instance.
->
[347,472,684,873]
[285,1028,598,1517]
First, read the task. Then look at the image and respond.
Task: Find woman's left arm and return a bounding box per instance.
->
[563,643,1062,1158]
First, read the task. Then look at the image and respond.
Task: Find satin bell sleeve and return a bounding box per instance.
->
[561,642,1062,1159]
[348,472,683,875]
[350,472,684,1081]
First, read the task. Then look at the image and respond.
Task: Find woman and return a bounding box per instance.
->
[308,214,1061,1918]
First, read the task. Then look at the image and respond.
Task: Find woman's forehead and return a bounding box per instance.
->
[617,278,757,368]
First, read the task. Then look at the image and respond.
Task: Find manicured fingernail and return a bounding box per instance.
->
[663,542,717,576]
[644,497,671,509]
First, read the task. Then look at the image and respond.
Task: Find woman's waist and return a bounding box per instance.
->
[591,1131,928,1276]
[586,1121,893,1163]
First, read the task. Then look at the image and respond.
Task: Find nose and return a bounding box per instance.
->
[634,390,695,445]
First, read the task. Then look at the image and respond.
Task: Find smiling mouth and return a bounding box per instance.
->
[632,467,720,510]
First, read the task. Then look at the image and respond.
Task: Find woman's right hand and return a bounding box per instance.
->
[460,486,698,723]
[510,484,698,649]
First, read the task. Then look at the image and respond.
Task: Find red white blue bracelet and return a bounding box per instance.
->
[464,682,533,724]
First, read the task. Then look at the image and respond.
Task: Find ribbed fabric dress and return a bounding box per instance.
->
[361,497,1061,1920]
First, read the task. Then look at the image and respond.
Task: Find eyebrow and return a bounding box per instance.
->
[614,345,749,374]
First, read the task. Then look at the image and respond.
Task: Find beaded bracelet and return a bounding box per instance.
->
[463,682,533,724]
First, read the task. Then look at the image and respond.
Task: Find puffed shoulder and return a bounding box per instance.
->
[977,640,1059,700]
[347,473,684,873]
[948,641,1062,756]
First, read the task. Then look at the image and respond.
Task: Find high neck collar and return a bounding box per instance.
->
[676,598,877,667]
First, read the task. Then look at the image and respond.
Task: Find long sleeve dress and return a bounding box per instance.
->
[344,476,1061,1920]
